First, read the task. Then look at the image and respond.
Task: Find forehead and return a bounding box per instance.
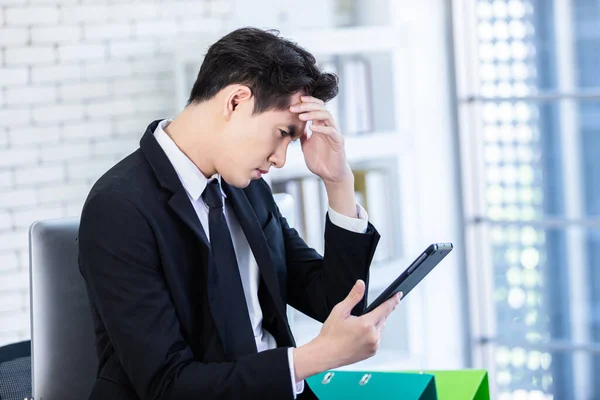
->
[267,108,305,135]
[260,96,306,132]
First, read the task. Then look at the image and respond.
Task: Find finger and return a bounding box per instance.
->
[298,110,332,123]
[308,124,337,136]
[375,316,387,331]
[335,280,365,316]
[301,95,324,105]
[363,292,402,325]
[375,294,403,330]
[289,102,325,113]
[308,124,343,144]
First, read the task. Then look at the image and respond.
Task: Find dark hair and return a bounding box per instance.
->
[187,27,339,114]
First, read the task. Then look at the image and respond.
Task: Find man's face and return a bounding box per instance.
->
[216,92,306,188]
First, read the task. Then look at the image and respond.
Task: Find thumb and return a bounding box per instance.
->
[338,280,365,314]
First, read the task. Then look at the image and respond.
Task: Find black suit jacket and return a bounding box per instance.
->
[78,120,381,400]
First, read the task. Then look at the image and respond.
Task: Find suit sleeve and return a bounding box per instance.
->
[273,194,381,321]
[79,191,294,400]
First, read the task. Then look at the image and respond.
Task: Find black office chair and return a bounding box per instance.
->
[0,340,32,400]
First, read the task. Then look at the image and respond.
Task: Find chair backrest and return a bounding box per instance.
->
[28,193,295,400]
[29,217,97,400]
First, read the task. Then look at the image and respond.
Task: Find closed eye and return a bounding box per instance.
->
[280,125,302,143]
[280,129,300,143]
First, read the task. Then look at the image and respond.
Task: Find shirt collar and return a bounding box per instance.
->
[153,119,226,202]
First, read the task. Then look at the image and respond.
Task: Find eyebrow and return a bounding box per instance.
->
[288,125,303,140]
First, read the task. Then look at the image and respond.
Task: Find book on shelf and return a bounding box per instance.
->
[318,179,329,221]
[364,169,393,262]
[320,56,374,137]
[301,177,325,255]
[271,167,395,265]
[272,179,305,238]
[319,58,341,128]
[340,56,373,136]
[353,168,394,264]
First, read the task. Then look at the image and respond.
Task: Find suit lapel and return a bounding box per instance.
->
[139,120,209,247]
[168,189,209,248]
[222,181,287,319]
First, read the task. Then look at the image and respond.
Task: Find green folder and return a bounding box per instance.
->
[307,370,438,399]
[406,370,490,400]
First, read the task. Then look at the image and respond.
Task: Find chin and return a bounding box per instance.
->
[226,176,252,188]
[237,180,252,188]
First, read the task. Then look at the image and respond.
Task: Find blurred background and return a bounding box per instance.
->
[1,0,599,398]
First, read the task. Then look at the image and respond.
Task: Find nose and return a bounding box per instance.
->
[268,142,288,169]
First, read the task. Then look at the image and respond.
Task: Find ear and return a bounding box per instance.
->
[224,85,253,120]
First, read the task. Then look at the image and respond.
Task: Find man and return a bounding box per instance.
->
[78,27,401,400]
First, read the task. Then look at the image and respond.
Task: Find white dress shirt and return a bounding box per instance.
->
[154,119,369,397]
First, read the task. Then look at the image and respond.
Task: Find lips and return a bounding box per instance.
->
[257,169,269,174]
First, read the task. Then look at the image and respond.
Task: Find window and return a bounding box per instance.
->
[454,0,600,398]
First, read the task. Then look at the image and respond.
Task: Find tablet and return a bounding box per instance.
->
[363,243,453,314]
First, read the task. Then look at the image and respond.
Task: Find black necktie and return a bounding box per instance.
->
[202,179,257,359]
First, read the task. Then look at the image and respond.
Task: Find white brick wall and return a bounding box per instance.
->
[0,309,30,336]
[0,189,37,208]
[0,210,10,231]
[134,20,179,37]
[33,103,85,123]
[62,120,112,140]
[0,229,29,252]
[32,64,82,83]
[0,292,24,313]
[0,269,29,294]
[0,67,28,86]
[86,98,136,117]
[60,82,111,101]
[0,170,14,189]
[60,5,110,24]
[0,0,233,346]
[0,253,19,272]
[5,46,57,65]
[10,125,61,146]
[15,165,65,186]
[0,107,30,125]
[112,3,159,21]
[5,85,58,105]
[59,43,106,62]
[31,26,82,44]
[6,7,60,25]
[0,27,28,45]
[37,183,91,204]
[109,39,156,58]
[0,129,7,146]
[0,148,37,168]
[12,205,65,230]
[40,142,91,162]
[85,23,132,40]
[83,60,133,79]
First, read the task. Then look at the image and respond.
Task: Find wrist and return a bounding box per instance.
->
[324,173,357,218]
[293,338,338,381]
[322,166,354,189]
